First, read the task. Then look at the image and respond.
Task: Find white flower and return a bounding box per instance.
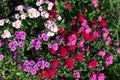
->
[12,20,21,29]
[57,15,62,21]
[48,2,54,7]
[44,20,58,32]
[47,31,54,37]
[38,6,43,11]
[21,14,26,19]
[15,5,24,11]
[47,6,53,10]
[27,8,40,18]
[1,29,11,39]
[44,13,49,18]
[0,19,4,26]
[15,14,20,19]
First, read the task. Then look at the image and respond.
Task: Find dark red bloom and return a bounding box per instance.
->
[67,45,76,51]
[72,54,84,62]
[99,19,107,27]
[50,48,56,54]
[72,19,77,25]
[58,28,64,34]
[77,14,85,21]
[52,58,59,69]
[59,46,69,57]
[49,9,57,20]
[65,58,74,71]
[88,59,98,68]
[81,7,87,12]
[43,68,56,79]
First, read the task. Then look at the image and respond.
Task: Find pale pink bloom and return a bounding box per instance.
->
[27,8,40,18]
[117,48,120,53]
[45,0,49,4]
[48,2,54,7]
[0,19,5,26]
[113,42,120,46]
[73,71,81,79]
[1,29,11,38]
[44,20,58,32]
[99,49,106,57]
[4,19,10,23]
[15,5,24,11]
[0,54,4,61]
[101,66,104,70]
[47,31,54,37]
[41,11,49,18]
[98,73,105,80]
[21,14,26,19]
[38,6,43,11]
[98,16,102,21]
[15,14,20,19]
[12,20,21,29]
[47,6,53,10]
[57,15,62,21]
[36,0,44,6]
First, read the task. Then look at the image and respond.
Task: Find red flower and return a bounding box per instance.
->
[65,58,74,70]
[88,59,98,68]
[72,54,84,62]
[58,28,64,34]
[52,58,59,69]
[43,68,56,79]
[49,9,57,20]
[72,19,77,25]
[59,46,69,57]
[67,45,76,51]
[77,14,85,21]
[99,19,107,27]
[65,3,71,9]
[50,48,56,54]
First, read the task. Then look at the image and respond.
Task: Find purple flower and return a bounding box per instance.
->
[14,31,26,40]
[29,60,35,66]
[52,42,58,51]
[0,54,4,61]
[33,65,38,70]
[31,70,37,75]
[11,47,16,52]
[12,52,19,61]
[18,42,24,48]
[40,33,49,41]
[38,34,42,39]
[44,62,50,68]
[48,44,52,48]
[35,41,41,50]
[0,42,3,47]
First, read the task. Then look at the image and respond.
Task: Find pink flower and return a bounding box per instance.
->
[98,49,106,57]
[73,71,81,79]
[98,73,105,80]
[117,48,120,53]
[65,3,71,9]
[77,40,84,48]
[67,34,77,46]
[105,53,114,66]
[98,16,102,21]
[102,28,109,39]
[0,54,4,61]
[90,72,97,80]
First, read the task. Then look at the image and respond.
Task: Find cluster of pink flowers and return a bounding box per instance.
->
[90,72,105,80]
